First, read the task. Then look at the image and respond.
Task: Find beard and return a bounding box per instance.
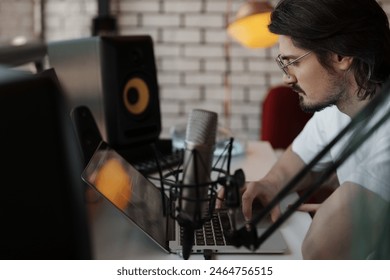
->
[295,74,348,113]
[298,94,341,113]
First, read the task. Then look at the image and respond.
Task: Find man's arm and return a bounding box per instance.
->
[302,182,389,259]
[241,145,318,221]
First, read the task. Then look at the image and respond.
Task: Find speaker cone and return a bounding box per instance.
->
[122,77,150,115]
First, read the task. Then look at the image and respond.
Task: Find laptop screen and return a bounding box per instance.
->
[82,141,172,252]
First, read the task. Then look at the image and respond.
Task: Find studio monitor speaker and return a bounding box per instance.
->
[47,35,161,149]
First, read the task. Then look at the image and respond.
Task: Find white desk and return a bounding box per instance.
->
[87,141,312,260]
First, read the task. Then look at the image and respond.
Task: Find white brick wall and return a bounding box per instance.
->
[1,0,390,141]
[162,29,201,43]
[0,0,35,41]
[44,0,96,40]
[163,1,203,13]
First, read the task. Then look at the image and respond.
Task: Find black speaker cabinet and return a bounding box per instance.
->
[47,35,161,149]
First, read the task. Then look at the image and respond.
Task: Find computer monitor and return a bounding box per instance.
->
[0,67,92,259]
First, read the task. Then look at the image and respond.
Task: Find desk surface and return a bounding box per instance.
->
[87,141,312,260]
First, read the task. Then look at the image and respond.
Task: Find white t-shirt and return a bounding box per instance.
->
[292,98,390,201]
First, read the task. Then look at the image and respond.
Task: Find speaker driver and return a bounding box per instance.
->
[122,77,150,115]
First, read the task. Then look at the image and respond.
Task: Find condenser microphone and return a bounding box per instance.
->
[178,109,218,259]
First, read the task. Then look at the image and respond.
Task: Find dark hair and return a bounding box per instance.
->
[269,0,390,100]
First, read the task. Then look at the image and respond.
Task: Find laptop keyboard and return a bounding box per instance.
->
[180,210,233,246]
[132,149,183,175]
[117,138,184,176]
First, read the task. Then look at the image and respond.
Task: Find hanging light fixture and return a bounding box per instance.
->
[227,0,278,48]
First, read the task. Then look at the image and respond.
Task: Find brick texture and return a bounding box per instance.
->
[1,0,390,141]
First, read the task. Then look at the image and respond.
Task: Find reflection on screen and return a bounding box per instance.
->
[95,157,132,210]
[82,143,169,250]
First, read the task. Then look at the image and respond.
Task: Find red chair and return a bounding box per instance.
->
[261,85,313,150]
[261,85,334,208]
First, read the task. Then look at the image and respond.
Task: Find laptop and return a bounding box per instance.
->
[81,141,288,257]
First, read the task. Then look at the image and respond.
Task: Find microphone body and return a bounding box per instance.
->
[178,109,218,259]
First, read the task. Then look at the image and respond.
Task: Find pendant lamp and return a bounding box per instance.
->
[227,0,278,48]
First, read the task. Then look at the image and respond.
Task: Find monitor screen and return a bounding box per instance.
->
[0,67,91,259]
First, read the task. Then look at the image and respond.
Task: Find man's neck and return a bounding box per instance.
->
[337,80,373,117]
[338,97,371,117]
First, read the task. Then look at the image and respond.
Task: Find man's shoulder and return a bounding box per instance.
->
[311,106,350,130]
[314,105,348,118]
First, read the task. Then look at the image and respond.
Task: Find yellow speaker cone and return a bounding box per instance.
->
[123,77,150,115]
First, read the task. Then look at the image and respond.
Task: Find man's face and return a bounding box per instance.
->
[277,35,349,113]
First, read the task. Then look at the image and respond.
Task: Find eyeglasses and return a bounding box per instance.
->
[275,51,312,77]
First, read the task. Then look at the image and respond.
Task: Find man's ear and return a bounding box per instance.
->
[333,54,353,71]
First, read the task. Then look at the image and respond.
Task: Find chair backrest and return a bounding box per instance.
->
[261,85,313,149]
[0,67,92,259]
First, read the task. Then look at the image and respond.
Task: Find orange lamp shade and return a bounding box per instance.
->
[227,12,278,48]
[227,1,278,49]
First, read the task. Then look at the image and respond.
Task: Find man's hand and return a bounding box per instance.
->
[242,180,282,222]
[295,203,321,214]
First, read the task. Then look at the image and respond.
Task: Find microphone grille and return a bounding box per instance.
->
[185,109,218,145]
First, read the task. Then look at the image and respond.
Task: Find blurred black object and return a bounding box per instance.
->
[0,67,92,259]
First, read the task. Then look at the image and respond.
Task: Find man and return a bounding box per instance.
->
[219,0,390,259]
